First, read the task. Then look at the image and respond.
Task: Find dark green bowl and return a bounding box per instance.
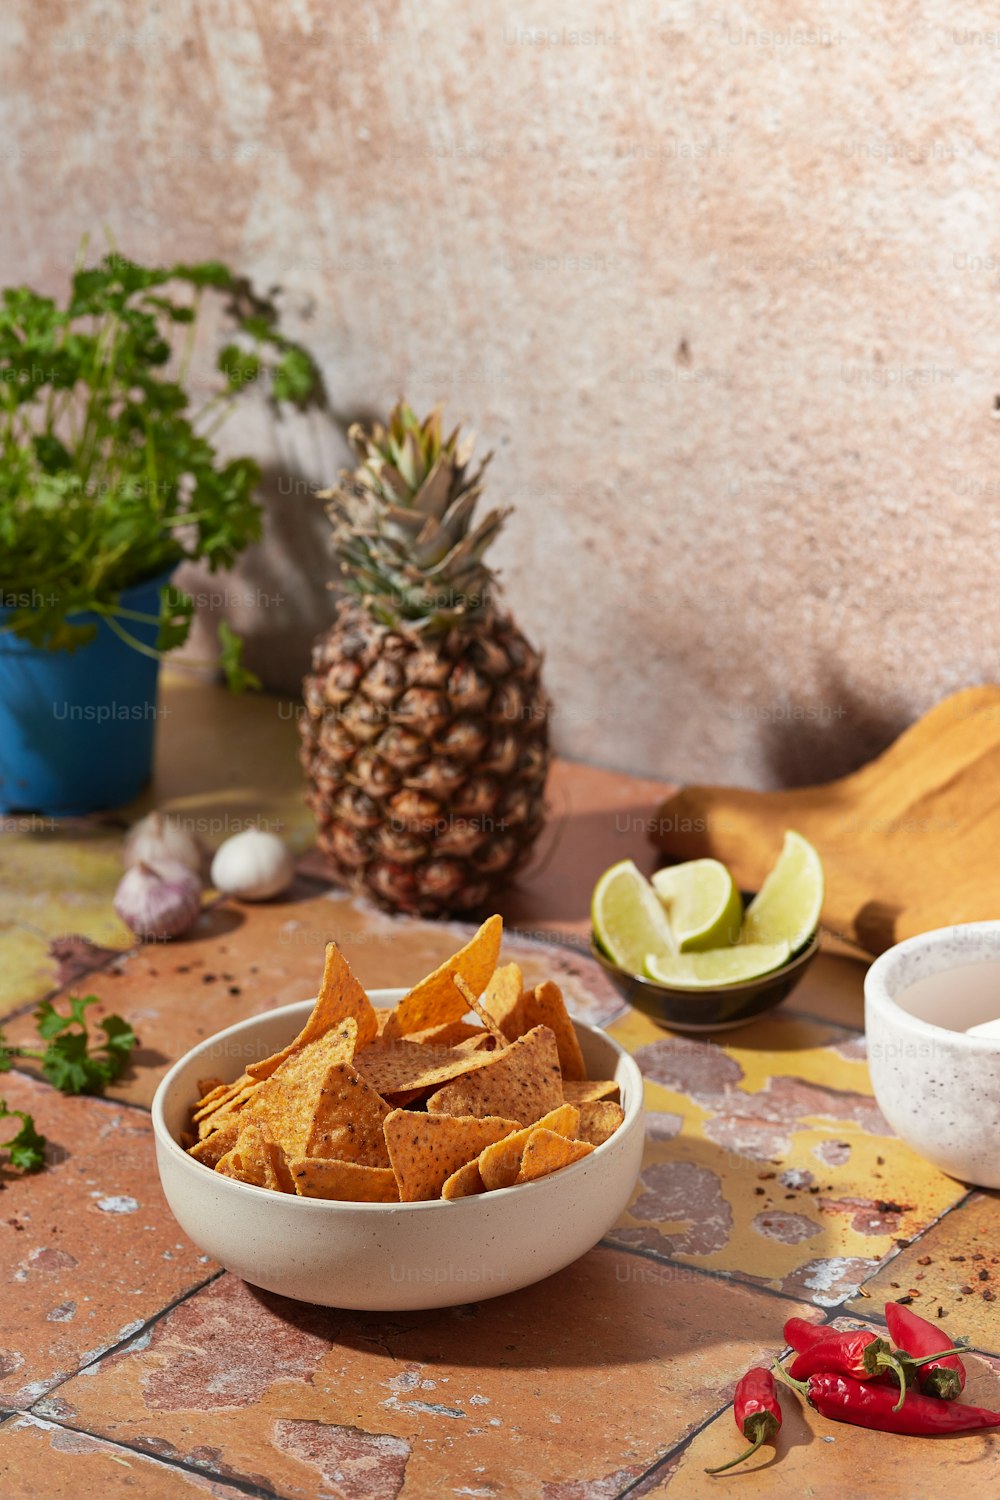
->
[590,927,821,1033]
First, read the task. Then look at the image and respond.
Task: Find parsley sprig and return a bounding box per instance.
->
[0,995,137,1173]
[0,1101,47,1172]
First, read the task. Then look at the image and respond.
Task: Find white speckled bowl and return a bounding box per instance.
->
[151,990,645,1310]
[865,923,1000,1188]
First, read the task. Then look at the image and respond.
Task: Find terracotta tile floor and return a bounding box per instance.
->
[1,672,998,1497]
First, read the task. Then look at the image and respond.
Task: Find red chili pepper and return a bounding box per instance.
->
[705,1367,781,1475]
[885,1300,968,1401]
[783,1316,832,1353]
[774,1367,1000,1436]
[787,1329,911,1399]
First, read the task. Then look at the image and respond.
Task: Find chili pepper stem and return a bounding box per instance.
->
[905,1344,970,1368]
[705,1430,767,1475]
[882,1355,910,1413]
[772,1362,808,1397]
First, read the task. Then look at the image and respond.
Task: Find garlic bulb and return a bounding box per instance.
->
[114,860,202,940]
[123,811,205,877]
[210,829,294,901]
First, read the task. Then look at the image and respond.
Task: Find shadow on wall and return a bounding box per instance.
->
[174,462,342,696]
[760,672,913,788]
[239,463,347,695]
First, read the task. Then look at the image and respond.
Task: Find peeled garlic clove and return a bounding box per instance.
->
[210,829,294,901]
[123,811,205,878]
[114,860,202,940]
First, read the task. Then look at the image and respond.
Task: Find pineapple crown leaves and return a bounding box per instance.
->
[320,401,510,633]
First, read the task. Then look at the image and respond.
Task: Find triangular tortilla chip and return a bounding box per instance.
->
[520,981,586,1081]
[441,1158,487,1199]
[216,1124,295,1192]
[479,962,525,1041]
[188,1117,241,1166]
[516,1129,593,1184]
[425,1025,563,1124]
[562,1078,620,1106]
[453,973,507,1043]
[408,1019,490,1048]
[576,1100,625,1147]
[290,1157,399,1202]
[196,1076,226,1100]
[241,1019,358,1155]
[246,942,377,1079]
[196,1080,260,1140]
[304,1062,391,1167]
[381,915,503,1040]
[383,1109,519,1201]
[354,1039,495,1096]
[478,1104,580,1190]
[193,1073,254,1123]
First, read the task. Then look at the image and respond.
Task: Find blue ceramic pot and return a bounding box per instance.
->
[0,571,171,815]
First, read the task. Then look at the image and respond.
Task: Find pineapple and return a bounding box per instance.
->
[300,402,550,917]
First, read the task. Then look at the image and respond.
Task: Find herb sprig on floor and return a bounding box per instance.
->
[0,995,137,1173]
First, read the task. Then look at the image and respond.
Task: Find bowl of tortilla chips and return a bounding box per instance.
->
[152,917,645,1310]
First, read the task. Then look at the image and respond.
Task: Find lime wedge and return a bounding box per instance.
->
[644,941,792,989]
[592,859,675,973]
[742,831,824,951]
[652,860,743,951]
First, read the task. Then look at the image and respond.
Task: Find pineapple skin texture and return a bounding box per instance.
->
[300,602,550,917]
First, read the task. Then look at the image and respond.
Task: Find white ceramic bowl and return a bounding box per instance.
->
[152,989,646,1310]
[865,923,1000,1188]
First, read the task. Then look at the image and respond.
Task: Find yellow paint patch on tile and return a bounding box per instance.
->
[0,923,62,1014]
[607,1008,968,1301]
[0,826,132,947]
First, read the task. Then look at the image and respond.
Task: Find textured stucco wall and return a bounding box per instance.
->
[4,1,1000,788]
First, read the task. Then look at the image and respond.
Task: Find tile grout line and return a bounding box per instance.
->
[600,1237,882,1313]
[28,1268,226,1409]
[612,1400,736,1498]
[11,1408,287,1500]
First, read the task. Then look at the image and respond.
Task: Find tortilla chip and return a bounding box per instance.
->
[354,1039,495,1096]
[576,1100,625,1147]
[478,1103,580,1190]
[441,1158,487,1199]
[425,1025,563,1124]
[290,1157,399,1202]
[216,1124,295,1192]
[246,942,378,1080]
[562,1078,621,1106]
[383,1109,519,1201]
[383,1087,431,1108]
[303,1062,391,1167]
[196,1076,226,1100]
[196,1081,260,1140]
[453,973,507,1044]
[480,962,525,1041]
[520,981,586,1081]
[516,1128,594,1184]
[188,1118,241,1166]
[408,1019,490,1048]
[241,1019,358,1155]
[193,1073,254,1122]
[381,915,503,1039]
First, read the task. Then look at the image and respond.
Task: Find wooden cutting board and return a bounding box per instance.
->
[649,685,1000,955]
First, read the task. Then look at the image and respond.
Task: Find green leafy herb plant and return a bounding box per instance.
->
[0,247,325,688]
